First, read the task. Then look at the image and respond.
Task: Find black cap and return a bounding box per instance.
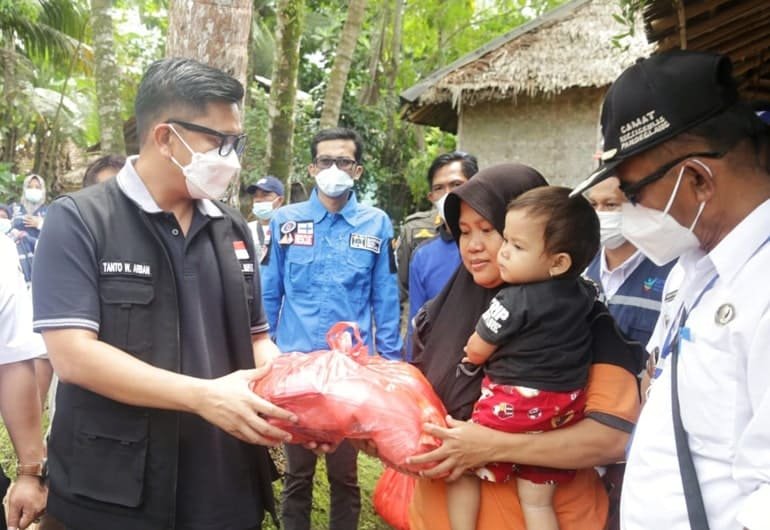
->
[572,50,738,196]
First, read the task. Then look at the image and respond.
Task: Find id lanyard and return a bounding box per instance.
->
[653,275,719,381]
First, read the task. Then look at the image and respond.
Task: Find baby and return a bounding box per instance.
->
[448,186,600,530]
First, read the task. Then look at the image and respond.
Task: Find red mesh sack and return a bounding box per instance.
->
[251,322,447,471]
[373,468,415,530]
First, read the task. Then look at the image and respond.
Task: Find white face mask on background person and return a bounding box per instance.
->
[252,201,276,221]
[169,125,241,200]
[596,210,626,249]
[434,193,449,222]
[315,164,354,198]
[24,188,44,204]
[621,163,707,266]
[0,218,11,234]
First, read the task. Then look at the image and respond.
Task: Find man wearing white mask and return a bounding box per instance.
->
[405,151,478,359]
[261,127,402,530]
[572,50,770,530]
[31,58,299,530]
[246,175,285,265]
[584,176,675,348]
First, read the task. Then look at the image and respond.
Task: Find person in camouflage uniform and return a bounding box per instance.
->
[395,151,479,302]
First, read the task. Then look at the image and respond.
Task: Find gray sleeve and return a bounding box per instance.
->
[32,198,101,333]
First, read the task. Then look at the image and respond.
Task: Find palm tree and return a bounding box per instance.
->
[319,0,368,129]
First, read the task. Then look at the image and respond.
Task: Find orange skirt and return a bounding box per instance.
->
[408,467,608,530]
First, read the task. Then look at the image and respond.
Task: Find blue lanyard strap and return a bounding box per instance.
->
[653,274,719,379]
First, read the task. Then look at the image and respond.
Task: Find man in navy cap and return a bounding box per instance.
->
[573,50,770,530]
[246,175,285,265]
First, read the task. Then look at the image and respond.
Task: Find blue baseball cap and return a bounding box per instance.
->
[246,175,284,197]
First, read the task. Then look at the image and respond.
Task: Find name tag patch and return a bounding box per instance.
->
[233,240,250,260]
[100,261,152,278]
[242,262,255,273]
[350,233,382,254]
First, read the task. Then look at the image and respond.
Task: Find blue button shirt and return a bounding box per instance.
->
[405,231,461,359]
[261,189,402,359]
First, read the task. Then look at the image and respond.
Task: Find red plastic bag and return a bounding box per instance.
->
[251,322,447,471]
[373,468,415,530]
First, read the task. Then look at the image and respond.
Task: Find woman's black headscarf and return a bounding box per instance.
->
[412,163,548,420]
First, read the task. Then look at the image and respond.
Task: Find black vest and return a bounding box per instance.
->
[47,179,276,530]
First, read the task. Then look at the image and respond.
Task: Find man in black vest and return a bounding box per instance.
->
[32,58,297,530]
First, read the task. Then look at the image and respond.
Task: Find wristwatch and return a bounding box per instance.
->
[16,459,48,481]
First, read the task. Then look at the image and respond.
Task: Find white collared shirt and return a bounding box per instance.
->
[622,199,770,530]
[0,236,45,364]
[599,248,646,299]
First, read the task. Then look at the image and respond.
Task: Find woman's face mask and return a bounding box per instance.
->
[621,162,708,266]
[24,188,44,204]
[169,125,241,200]
[0,218,11,234]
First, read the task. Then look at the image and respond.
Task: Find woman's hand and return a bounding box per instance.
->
[406,416,498,481]
[22,215,42,230]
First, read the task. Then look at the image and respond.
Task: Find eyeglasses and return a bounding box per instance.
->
[166,119,247,157]
[313,156,358,171]
[619,151,724,204]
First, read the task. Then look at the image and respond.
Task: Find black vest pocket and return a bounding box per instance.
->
[70,408,149,508]
[99,279,154,355]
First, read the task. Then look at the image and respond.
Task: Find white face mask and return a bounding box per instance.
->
[169,125,241,200]
[596,210,626,249]
[621,163,707,266]
[24,188,44,204]
[433,193,448,222]
[315,165,354,198]
[0,218,11,234]
[252,200,275,221]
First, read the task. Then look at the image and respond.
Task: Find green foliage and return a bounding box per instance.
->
[612,0,650,49]
[0,162,24,204]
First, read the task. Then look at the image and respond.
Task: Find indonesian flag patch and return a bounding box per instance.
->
[233,240,250,260]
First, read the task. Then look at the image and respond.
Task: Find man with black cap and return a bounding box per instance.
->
[246,175,285,265]
[572,50,770,530]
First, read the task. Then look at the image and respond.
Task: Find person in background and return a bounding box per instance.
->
[571,50,770,530]
[584,176,676,347]
[0,234,47,530]
[82,154,126,188]
[9,175,53,409]
[0,203,13,239]
[10,174,48,284]
[246,175,285,265]
[261,127,402,530]
[405,151,478,359]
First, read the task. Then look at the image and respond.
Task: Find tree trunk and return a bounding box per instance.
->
[167,0,253,206]
[319,0,368,129]
[167,0,253,88]
[91,0,126,155]
[358,2,389,106]
[266,0,304,193]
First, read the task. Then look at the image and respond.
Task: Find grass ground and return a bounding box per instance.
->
[1,420,393,529]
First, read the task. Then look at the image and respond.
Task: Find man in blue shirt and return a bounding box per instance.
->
[261,127,402,530]
[406,151,478,358]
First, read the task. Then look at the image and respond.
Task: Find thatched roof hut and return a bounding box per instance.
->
[402,0,652,134]
[400,0,653,186]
